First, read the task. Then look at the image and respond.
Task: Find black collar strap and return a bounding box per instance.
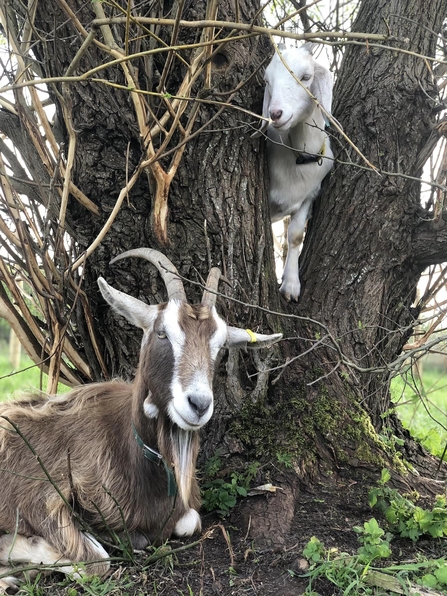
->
[296,138,326,166]
[132,422,177,497]
[295,153,323,165]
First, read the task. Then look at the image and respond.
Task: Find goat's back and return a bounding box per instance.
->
[0,383,137,533]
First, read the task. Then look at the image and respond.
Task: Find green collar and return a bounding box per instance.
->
[132,422,177,497]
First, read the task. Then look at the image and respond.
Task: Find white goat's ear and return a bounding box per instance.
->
[98,277,160,330]
[311,63,333,118]
[226,327,282,349]
[302,42,318,55]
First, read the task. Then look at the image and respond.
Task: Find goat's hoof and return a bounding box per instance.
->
[279,281,301,302]
[0,576,20,594]
[174,509,201,537]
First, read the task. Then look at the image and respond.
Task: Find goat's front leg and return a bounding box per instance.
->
[173,509,201,537]
[280,201,312,301]
[0,531,109,580]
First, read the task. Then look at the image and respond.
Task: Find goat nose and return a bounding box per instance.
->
[270,109,283,122]
[187,394,211,418]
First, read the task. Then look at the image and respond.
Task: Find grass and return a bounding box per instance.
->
[391,367,447,458]
[0,346,69,402]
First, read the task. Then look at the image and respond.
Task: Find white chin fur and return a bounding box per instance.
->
[174,509,201,537]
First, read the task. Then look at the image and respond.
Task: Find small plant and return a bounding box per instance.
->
[17,573,44,596]
[302,536,325,563]
[295,471,447,595]
[369,469,447,541]
[301,540,366,594]
[416,558,447,591]
[301,531,445,595]
[201,454,260,516]
[275,451,294,469]
[353,517,393,563]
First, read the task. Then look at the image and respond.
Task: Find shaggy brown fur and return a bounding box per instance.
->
[0,303,216,581]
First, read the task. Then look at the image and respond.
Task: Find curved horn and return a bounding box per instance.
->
[201,267,221,308]
[110,248,187,302]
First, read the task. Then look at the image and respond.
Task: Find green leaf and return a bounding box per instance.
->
[420,573,438,588]
[363,518,383,539]
[434,565,447,585]
[380,469,391,484]
[368,488,378,508]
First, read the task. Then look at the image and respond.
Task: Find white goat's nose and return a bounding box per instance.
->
[270,109,283,122]
[187,394,212,418]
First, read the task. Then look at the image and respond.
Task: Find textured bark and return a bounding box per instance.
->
[298,0,445,428]
[14,0,281,454]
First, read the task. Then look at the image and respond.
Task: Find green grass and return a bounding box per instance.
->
[0,347,69,402]
[391,367,447,458]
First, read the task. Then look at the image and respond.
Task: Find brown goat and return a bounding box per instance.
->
[0,249,282,592]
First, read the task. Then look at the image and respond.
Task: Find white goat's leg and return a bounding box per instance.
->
[174,509,201,537]
[0,532,109,578]
[280,201,312,301]
[0,572,20,594]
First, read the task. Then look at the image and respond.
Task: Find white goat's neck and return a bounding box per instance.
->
[288,106,326,156]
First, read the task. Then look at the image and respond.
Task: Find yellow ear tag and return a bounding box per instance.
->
[245,329,257,343]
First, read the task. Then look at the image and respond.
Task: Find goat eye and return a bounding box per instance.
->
[301,74,311,81]
[157,331,167,339]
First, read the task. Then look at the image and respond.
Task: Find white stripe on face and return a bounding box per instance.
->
[163,303,227,430]
[162,301,186,361]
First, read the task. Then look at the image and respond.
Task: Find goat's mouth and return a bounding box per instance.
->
[169,403,208,430]
[271,115,292,130]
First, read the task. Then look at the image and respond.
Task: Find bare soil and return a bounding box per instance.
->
[33,466,447,595]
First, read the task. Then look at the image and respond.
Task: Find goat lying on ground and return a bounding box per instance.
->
[255,43,334,301]
[0,249,282,592]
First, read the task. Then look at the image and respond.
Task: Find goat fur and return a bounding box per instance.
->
[0,253,282,590]
[258,43,334,301]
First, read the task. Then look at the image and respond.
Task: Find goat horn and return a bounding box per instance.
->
[201,267,221,308]
[110,249,187,302]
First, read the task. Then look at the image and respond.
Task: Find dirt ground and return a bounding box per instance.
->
[15,466,447,595]
[96,476,447,596]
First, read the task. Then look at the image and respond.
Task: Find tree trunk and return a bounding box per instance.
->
[299,0,445,427]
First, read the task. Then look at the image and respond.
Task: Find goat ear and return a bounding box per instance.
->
[98,277,160,330]
[310,63,333,117]
[302,42,318,55]
[226,327,282,349]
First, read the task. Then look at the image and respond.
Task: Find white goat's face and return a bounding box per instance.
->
[263,48,315,131]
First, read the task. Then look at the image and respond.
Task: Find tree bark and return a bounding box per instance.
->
[299,0,445,427]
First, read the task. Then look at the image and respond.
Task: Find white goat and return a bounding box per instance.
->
[256,43,334,301]
[0,249,282,592]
